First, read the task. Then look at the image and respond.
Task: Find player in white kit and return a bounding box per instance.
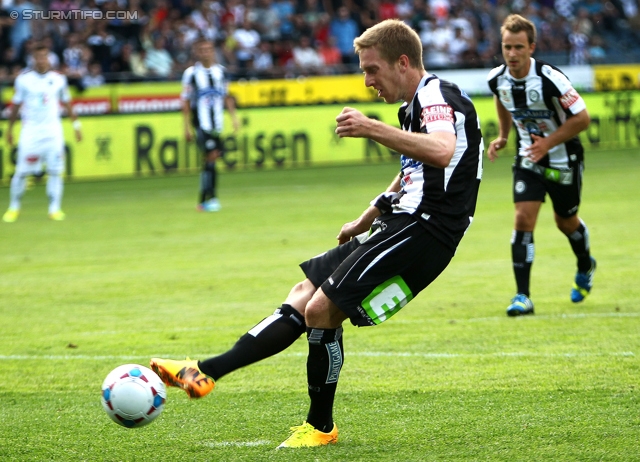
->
[3,45,82,223]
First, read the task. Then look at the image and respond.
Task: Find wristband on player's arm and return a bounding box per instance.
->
[73,120,82,130]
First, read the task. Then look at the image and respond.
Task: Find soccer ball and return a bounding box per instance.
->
[101,364,167,428]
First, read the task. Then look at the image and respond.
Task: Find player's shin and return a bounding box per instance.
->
[46,172,64,213]
[9,173,27,210]
[305,327,343,433]
[566,219,592,273]
[512,230,534,296]
[197,304,305,380]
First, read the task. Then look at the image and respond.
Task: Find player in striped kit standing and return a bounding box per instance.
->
[182,38,239,212]
[487,14,596,316]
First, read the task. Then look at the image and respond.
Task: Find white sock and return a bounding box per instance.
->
[47,173,64,213]
[9,173,27,210]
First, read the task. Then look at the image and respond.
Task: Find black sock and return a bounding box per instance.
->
[198,304,305,381]
[306,327,343,433]
[512,230,534,297]
[566,220,592,273]
[199,162,217,203]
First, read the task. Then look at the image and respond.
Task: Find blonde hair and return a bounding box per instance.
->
[501,14,537,44]
[354,19,424,69]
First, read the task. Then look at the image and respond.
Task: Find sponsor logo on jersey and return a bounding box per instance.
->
[402,174,413,186]
[400,155,422,170]
[512,109,553,120]
[515,180,527,194]
[420,104,454,128]
[528,90,540,102]
[559,88,580,109]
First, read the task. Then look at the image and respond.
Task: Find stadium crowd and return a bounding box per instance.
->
[0,0,639,86]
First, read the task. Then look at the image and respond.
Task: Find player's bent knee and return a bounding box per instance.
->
[284,279,317,313]
[304,292,345,329]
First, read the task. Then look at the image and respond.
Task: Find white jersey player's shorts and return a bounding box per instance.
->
[16,130,65,175]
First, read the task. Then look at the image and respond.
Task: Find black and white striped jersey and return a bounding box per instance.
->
[181,62,230,133]
[487,58,587,168]
[393,74,483,252]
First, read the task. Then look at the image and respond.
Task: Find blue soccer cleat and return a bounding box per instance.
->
[571,257,596,303]
[506,293,534,317]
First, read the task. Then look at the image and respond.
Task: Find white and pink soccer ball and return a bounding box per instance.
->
[101,364,166,428]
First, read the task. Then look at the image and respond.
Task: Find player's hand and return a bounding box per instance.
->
[337,219,370,245]
[487,137,507,162]
[335,107,371,138]
[525,134,549,163]
[74,129,82,142]
[232,117,240,133]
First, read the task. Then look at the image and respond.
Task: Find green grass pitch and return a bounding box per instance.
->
[0,148,639,461]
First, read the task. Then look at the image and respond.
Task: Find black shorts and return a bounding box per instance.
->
[196,129,223,156]
[512,162,583,218]
[300,213,454,327]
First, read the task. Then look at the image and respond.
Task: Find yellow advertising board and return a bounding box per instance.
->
[594,65,640,91]
[0,75,378,111]
[1,91,639,184]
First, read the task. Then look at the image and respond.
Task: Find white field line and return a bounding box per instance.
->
[0,351,634,361]
[32,311,640,337]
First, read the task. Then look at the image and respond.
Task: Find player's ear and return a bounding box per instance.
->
[398,54,410,71]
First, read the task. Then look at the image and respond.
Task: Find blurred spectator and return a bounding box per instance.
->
[568,20,589,65]
[255,0,281,41]
[252,40,276,77]
[273,0,296,39]
[233,18,261,70]
[82,61,105,88]
[145,36,174,78]
[273,37,294,74]
[423,18,453,69]
[329,6,359,66]
[87,21,116,73]
[220,22,238,69]
[63,33,89,77]
[448,26,471,68]
[299,0,324,31]
[0,8,15,69]
[110,42,134,76]
[8,0,38,56]
[588,34,607,64]
[130,47,149,78]
[292,34,323,75]
[361,0,381,30]
[378,0,397,21]
[318,35,343,74]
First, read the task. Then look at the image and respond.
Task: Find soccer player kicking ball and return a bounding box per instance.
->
[152,19,483,448]
[3,44,82,223]
[487,14,596,315]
